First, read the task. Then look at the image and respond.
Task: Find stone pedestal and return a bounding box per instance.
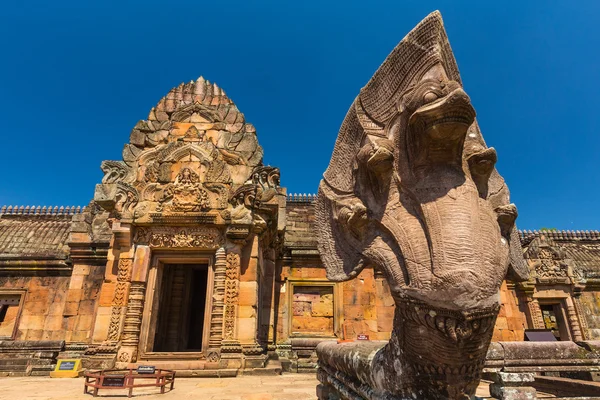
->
[489,372,537,400]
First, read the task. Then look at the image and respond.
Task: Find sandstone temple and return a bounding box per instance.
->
[0,16,599,396]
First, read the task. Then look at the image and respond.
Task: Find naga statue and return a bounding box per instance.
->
[315,11,528,400]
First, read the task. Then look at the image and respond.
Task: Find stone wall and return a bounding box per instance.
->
[64,263,105,343]
[492,282,527,341]
[291,286,334,336]
[0,266,105,344]
[284,202,317,249]
[341,268,394,341]
[0,277,69,341]
[579,290,600,339]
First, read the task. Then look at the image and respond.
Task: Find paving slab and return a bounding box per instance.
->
[0,375,558,399]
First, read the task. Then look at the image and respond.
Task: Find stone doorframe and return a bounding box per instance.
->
[137,251,216,360]
[532,287,584,341]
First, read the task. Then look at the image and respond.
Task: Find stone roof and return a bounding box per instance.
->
[284,197,600,274]
[519,229,600,280]
[0,206,82,260]
[518,230,600,242]
[562,241,600,279]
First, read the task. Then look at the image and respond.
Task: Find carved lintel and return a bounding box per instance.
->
[133,226,222,249]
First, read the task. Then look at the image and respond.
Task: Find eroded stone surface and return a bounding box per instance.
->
[316,10,528,400]
[93,76,280,229]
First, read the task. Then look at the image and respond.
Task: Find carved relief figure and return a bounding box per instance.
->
[94,77,270,223]
[315,11,528,399]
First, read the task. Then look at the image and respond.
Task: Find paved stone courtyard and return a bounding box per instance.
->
[0,374,555,399]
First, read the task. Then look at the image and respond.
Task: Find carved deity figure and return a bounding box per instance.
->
[315,11,528,400]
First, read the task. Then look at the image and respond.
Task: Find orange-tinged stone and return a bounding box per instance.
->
[66,289,82,303]
[98,282,116,307]
[43,316,64,331]
[63,302,79,316]
[241,257,258,281]
[292,316,333,334]
[311,302,333,317]
[68,275,84,290]
[131,245,151,282]
[238,282,258,306]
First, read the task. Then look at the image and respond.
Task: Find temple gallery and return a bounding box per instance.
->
[0,10,598,400]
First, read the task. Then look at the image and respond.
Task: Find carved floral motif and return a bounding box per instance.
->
[224,253,240,340]
[134,227,222,249]
[107,258,133,341]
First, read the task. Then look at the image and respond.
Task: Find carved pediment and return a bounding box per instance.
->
[171,103,216,123]
[93,77,282,228]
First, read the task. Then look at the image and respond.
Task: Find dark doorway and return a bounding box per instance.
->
[540,303,569,341]
[153,264,208,352]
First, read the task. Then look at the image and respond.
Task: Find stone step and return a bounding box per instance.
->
[128,360,208,370]
[0,365,28,371]
[0,359,31,367]
[243,359,283,376]
[169,369,238,378]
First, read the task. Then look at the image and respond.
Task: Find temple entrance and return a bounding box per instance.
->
[540,302,570,341]
[153,264,208,352]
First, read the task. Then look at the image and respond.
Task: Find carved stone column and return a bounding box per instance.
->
[223,251,240,343]
[117,283,145,363]
[209,247,226,350]
[107,258,132,342]
[221,250,243,369]
[573,285,589,340]
[519,282,544,329]
[117,245,151,364]
[565,296,583,342]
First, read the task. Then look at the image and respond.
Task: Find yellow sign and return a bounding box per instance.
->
[50,359,82,378]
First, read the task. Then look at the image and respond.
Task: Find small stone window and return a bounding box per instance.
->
[0,293,24,339]
[290,284,336,337]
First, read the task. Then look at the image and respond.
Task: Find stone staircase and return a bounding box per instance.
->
[0,340,64,376]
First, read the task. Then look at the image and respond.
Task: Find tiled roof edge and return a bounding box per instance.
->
[518,229,600,240]
[1,205,85,216]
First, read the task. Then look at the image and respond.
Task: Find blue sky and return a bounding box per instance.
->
[0,1,598,230]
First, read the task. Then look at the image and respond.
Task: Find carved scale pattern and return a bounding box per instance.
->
[223,252,240,340]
